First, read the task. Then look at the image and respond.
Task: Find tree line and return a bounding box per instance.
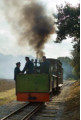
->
[55,3,80,79]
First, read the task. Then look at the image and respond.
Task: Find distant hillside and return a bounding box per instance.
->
[58,57,76,80]
[0,53,34,79]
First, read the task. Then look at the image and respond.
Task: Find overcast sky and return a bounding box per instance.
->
[0,0,79,58]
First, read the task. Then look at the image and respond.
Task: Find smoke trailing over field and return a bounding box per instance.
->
[3,0,55,57]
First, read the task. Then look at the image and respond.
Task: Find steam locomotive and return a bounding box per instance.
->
[16,58,63,102]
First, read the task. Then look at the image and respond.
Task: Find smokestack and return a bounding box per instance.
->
[36,52,38,59]
[3,0,56,57]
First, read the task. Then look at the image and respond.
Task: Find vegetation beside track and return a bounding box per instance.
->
[0,79,16,105]
[0,79,15,92]
[64,80,80,120]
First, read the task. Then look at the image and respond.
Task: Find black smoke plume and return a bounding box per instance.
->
[3,0,55,57]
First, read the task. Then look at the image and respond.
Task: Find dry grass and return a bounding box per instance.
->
[0,79,16,105]
[0,88,16,105]
[0,79,15,92]
[64,80,80,120]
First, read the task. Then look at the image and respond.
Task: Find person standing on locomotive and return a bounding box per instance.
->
[22,57,34,74]
[41,56,50,74]
[14,62,21,81]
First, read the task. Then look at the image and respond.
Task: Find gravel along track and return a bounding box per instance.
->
[0,101,28,119]
[1,102,43,120]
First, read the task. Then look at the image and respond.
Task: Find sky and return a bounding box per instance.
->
[0,0,80,79]
[0,0,80,58]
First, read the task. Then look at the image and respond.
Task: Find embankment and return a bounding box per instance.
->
[64,80,80,120]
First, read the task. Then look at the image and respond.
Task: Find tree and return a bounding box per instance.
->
[56,3,80,78]
[71,42,80,78]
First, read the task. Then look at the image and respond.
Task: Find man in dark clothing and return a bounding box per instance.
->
[22,57,34,74]
[41,56,50,74]
[14,62,21,81]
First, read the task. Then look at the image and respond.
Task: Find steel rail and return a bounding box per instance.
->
[21,103,43,120]
[1,102,31,120]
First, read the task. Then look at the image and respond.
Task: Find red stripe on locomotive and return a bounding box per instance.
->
[17,93,50,102]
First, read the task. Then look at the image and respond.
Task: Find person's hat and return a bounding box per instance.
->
[43,56,46,59]
[16,62,21,65]
[25,57,29,60]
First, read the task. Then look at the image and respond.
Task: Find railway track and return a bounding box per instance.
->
[1,102,43,120]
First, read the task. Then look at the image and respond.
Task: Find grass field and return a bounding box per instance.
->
[0,79,15,92]
[0,79,16,105]
[64,80,80,120]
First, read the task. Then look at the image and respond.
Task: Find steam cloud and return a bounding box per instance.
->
[3,0,56,57]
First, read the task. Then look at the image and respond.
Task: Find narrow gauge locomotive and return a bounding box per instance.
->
[16,58,63,102]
